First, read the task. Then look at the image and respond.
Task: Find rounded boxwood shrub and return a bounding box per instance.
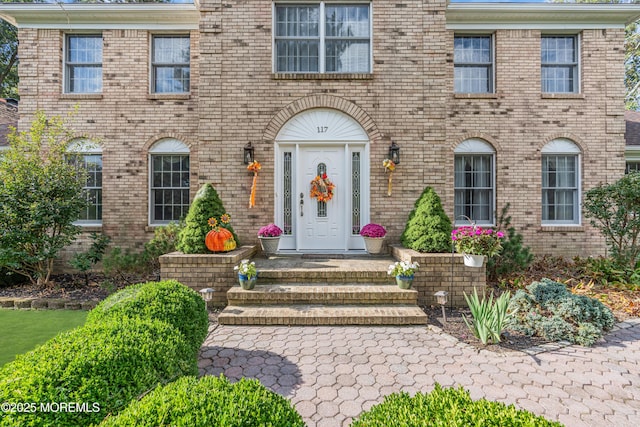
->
[350,384,562,427]
[86,279,208,355]
[100,375,304,427]
[0,317,196,427]
[401,186,452,253]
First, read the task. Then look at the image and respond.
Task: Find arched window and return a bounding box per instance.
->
[149,138,190,225]
[68,139,102,225]
[454,139,496,225]
[541,138,581,225]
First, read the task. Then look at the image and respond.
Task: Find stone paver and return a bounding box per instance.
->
[199,320,640,427]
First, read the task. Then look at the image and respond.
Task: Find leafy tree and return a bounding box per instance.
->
[584,172,640,271]
[176,183,238,254]
[0,110,87,285]
[401,187,452,253]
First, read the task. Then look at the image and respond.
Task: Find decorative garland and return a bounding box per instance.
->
[310,173,335,202]
[247,161,261,208]
[383,158,396,196]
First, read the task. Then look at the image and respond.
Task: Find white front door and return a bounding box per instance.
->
[298,146,345,250]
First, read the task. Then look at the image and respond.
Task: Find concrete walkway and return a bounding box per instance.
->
[198,320,640,427]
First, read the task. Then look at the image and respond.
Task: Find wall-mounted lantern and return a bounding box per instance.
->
[243,142,255,165]
[388,141,400,165]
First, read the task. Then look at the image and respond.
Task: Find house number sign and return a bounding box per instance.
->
[317,126,328,133]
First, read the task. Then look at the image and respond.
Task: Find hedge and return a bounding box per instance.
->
[350,384,562,427]
[0,317,196,427]
[86,279,208,355]
[100,375,305,427]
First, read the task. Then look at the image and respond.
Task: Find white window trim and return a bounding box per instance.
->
[626,146,640,173]
[63,33,103,95]
[454,138,496,226]
[149,33,191,94]
[68,140,103,226]
[541,138,582,226]
[541,33,581,94]
[453,33,495,94]
[148,138,190,226]
[272,1,373,74]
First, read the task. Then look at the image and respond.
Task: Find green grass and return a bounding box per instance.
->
[0,309,88,367]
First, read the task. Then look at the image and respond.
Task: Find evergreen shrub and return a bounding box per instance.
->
[86,280,208,356]
[100,375,305,427]
[401,187,452,252]
[177,183,238,254]
[506,278,616,346]
[0,317,195,427]
[350,384,562,427]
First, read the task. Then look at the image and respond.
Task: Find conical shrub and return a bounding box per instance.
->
[401,186,452,253]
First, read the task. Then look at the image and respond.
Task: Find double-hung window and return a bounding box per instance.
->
[149,139,190,225]
[67,141,102,225]
[541,139,581,225]
[454,35,493,93]
[274,3,371,73]
[151,35,190,93]
[65,34,102,94]
[541,35,579,93]
[454,139,495,225]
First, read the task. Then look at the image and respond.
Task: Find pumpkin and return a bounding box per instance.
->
[205,228,237,252]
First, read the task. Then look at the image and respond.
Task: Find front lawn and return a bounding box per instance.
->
[0,309,87,367]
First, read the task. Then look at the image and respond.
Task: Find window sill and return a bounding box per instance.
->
[539,225,583,232]
[60,94,103,100]
[273,73,373,80]
[541,93,584,100]
[453,93,498,99]
[147,93,191,101]
[74,224,103,232]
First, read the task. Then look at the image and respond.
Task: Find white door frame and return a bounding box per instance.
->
[274,109,370,252]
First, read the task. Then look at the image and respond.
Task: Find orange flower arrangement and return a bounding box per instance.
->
[383,158,396,197]
[247,161,261,208]
[310,173,335,202]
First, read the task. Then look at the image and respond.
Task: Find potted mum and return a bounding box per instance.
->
[234,259,258,290]
[360,223,387,254]
[388,261,420,289]
[257,223,283,255]
[451,225,505,267]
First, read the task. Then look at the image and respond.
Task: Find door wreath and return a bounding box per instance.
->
[310,173,335,202]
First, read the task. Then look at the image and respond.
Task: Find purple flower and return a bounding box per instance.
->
[258,223,283,237]
[360,223,387,238]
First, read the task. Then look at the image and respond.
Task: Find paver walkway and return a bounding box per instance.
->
[199,320,640,427]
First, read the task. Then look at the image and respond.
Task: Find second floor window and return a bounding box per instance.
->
[274,3,371,74]
[65,34,102,94]
[541,35,579,93]
[454,35,493,93]
[152,35,190,93]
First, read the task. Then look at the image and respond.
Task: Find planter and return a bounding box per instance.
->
[362,236,385,254]
[463,254,485,268]
[258,236,280,254]
[238,274,257,290]
[395,275,414,289]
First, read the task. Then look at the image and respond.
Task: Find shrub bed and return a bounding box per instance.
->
[350,384,561,427]
[506,278,616,346]
[0,317,195,427]
[100,375,304,427]
[86,279,208,355]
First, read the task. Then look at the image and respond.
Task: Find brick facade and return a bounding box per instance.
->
[4,1,637,258]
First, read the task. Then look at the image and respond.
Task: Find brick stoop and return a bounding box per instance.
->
[217,255,428,326]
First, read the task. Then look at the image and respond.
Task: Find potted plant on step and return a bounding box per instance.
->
[388,261,420,289]
[451,224,504,267]
[234,259,258,290]
[257,223,283,255]
[360,223,387,254]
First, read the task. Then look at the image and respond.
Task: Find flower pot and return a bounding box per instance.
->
[238,274,256,290]
[463,254,485,268]
[362,236,385,254]
[395,275,414,289]
[258,236,280,254]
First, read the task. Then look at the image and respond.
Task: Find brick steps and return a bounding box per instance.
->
[218,304,427,326]
[227,284,418,305]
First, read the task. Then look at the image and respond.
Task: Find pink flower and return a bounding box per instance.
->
[497,231,505,238]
